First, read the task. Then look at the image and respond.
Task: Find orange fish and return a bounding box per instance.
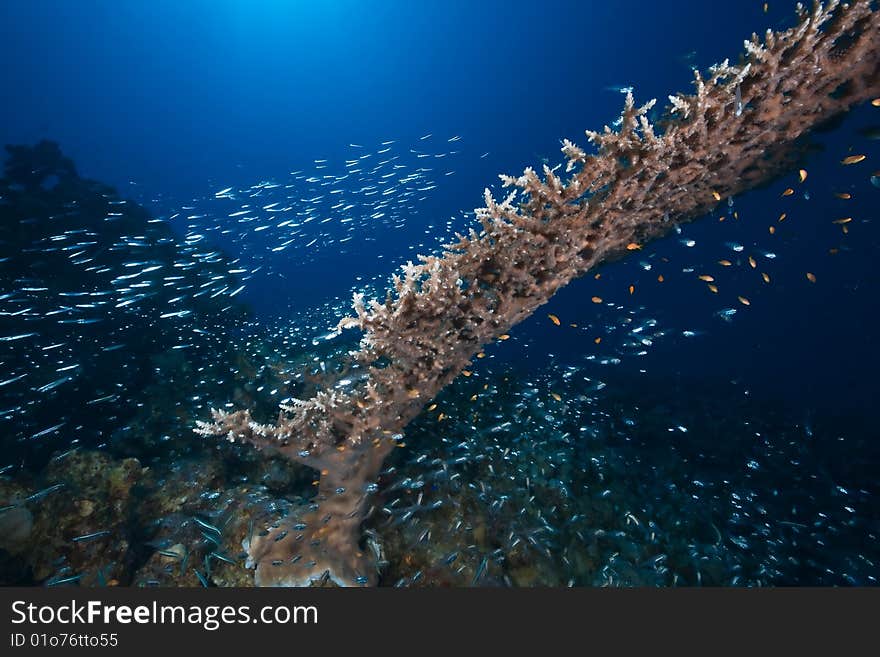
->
[628,285,635,295]
[712,190,721,201]
[548,313,561,326]
[798,169,808,183]
[718,259,732,266]
[594,337,602,344]
[707,284,718,293]
[551,392,562,402]
[498,334,510,341]
[738,296,750,306]
[806,272,816,283]
[657,274,664,283]
[841,154,866,165]
[762,272,771,283]
[626,242,641,251]
[769,226,776,235]
[782,188,794,196]
[778,213,786,222]
[832,217,852,224]
[748,256,757,268]
[591,296,603,304]
[835,192,852,199]
[698,274,714,282]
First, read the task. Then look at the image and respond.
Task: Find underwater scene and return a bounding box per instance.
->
[0,1,878,587]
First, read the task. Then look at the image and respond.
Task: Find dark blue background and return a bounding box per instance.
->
[0,0,770,196]
[1,0,877,418]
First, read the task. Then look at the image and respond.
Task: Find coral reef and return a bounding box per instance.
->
[197,1,880,586]
[0,451,145,586]
[4,362,877,587]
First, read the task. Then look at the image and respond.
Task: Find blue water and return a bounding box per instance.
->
[0,0,782,311]
[0,1,877,586]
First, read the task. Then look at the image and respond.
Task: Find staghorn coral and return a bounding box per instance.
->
[197,1,880,586]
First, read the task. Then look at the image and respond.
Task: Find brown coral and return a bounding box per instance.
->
[197,0,880,586]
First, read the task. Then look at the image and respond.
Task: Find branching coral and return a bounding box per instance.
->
[196,1,880,586]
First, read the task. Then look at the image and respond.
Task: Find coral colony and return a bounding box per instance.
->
[196,1,880,586]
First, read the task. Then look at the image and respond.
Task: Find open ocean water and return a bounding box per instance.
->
[0,0,878,587]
